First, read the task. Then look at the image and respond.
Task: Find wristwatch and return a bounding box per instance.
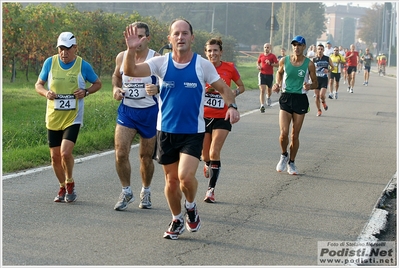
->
[85,89,89,97]
[228,103,238,110]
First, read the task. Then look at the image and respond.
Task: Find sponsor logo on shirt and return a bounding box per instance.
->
[184,82,197,88]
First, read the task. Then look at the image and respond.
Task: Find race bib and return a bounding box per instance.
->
[204,93,225,109]
[54,94,76,110]
[123,82,146,99]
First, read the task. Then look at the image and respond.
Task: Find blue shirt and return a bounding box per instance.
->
[39,55,98,83]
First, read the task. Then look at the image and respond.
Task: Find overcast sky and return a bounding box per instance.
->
[323,1,385,8]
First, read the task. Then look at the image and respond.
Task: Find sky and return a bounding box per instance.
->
[324,1,385,8]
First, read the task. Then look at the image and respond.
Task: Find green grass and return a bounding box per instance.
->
[2,59,259,174]
[236,60,259,90]
[2,73,120,173]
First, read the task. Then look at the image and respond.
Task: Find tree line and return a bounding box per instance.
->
[2,3,237,82]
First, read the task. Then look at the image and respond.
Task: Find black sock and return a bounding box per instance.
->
[208,160,221,188]
[282,152,288,157]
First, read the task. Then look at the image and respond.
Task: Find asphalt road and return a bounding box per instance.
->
[2,71,396,266]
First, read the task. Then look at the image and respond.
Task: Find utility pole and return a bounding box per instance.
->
[281,3,286,49]
[270,2,274,45]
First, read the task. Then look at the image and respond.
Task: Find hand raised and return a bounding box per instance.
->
[123,24,146,50]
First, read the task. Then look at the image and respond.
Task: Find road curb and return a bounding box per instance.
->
[357,172,397,242]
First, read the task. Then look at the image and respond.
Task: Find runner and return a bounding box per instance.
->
[329,46,346,99]
[313,43,334,116]
[361,48,373,86]
[257,43,278,112]
[202,37,245,203]
[345,44,359,93]
[272,35,318,175]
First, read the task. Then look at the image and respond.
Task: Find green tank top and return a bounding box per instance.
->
[282,55,310,94]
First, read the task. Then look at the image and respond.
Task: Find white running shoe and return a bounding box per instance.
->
[350,88,353,93]
[276,154,289,172]
[287,161,298,175]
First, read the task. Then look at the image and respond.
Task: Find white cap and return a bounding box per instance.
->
[56,32,76,48]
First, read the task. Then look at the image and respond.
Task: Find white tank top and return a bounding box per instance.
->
[120,49,158,108]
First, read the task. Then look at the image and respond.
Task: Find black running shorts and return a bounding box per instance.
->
[315,77,329,90]
[330,72,341,82]
[204,118,232,133]
[258,73,274,88]
[155,131,204,165]
[47,124,81,148]
[279,93,309,115]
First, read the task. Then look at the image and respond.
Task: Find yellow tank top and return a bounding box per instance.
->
[46,55,83,130]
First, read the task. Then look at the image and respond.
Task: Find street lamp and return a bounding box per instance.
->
[372,42,377,58]
[340,17,344,46]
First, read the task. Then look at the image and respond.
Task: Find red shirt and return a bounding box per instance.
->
[345,51,359,67]
[257,53,278,75]
[204,61,240,118]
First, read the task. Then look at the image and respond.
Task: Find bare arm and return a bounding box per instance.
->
[211,79,240,124]
[234,78,245,96]
[84,78,102,97]
[35,78,54,99]
[112,51,124,101]
[329,58,335,69]
[272,57,285,93]
[307,61,318,90]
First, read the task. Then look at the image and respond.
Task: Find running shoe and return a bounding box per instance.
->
[322,102,328,111]
[65,182,77,203]
[260,106,265,113]
[334,92,338,99]
[276,154,289,172]
[203,164,209,178]
[365,82,368,86]
[114,191,135,211]
[204,188,215,203]
[350,88,353,93]
[328,93,333,99]
[163,219,185,240]
[54,187,66,202]
[185,203,201,232]
[267,98,271,106]
[139,191,152,209]
[363,81,366,85]
[347,86,350,92]
[317,109,322,116]
[287,161,298,175]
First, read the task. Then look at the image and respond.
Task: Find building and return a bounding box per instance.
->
[318,4,368,49]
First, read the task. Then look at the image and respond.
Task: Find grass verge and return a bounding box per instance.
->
[2,60,259,174]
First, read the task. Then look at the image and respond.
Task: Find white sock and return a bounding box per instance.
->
[185,201,195,209]
[122,186,132,194]
[141,186,150,193]
[172,213,183,221]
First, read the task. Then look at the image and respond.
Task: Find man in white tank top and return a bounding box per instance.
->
[112,22,160,211]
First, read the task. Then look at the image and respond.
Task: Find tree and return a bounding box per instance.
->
[274,3,326,51]
[358,4,384,50]
[2,3,24,82]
